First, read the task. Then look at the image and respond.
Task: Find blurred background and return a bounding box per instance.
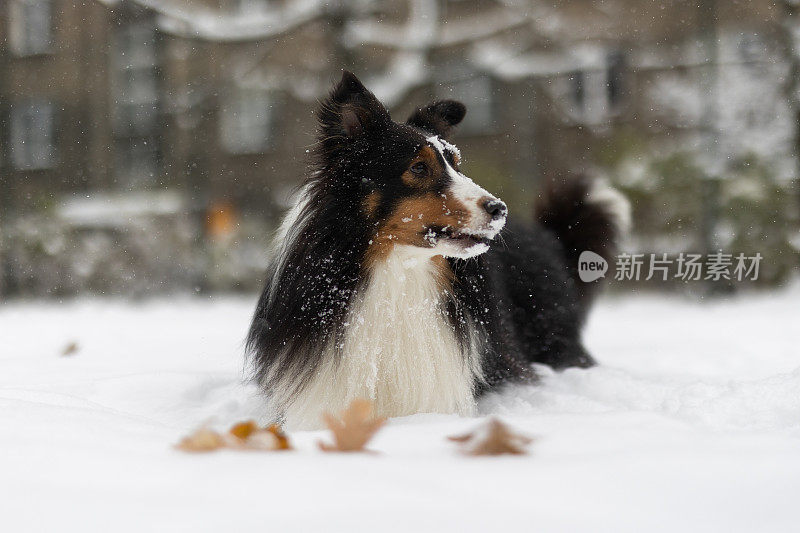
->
[1,0,798,298]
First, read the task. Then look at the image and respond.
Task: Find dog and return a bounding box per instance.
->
[247,71,629,429]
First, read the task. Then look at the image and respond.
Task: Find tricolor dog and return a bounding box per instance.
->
[247,71,629,429]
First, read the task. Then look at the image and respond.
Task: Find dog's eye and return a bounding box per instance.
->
[410,162,428,176]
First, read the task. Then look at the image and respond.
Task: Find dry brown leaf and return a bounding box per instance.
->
[229,420,258,440]
[259,424,292,451]
[61,341,79,356]
[318,398,386,452]
[448,418,533,456]
[176,421,292,453]
[175,427,227,452]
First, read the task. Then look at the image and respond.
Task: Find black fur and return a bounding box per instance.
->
[452,221,597,392]
[247,71,624,406]
[536,175,622,308]
[407,100,467,137]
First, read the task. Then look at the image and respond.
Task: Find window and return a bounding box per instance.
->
[219,87,274,154]
[115,140,159,187]
[112,21,160,186]
[112,23,159,136]
[559,49,627,125]
[606,51,626,109]
[9,0,53,56]
[568,71,586,111]
[10,101,56,170]
[737,33,765,64]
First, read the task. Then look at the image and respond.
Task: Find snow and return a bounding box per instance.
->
[137,0,326,42]
[353,0,525,107]
[647,31,795,181]
[346,4,525,49]
[437,137,462,163]
[58,191,186,228]
[2,286,799,532]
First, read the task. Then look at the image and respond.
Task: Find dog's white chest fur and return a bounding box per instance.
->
[281,246,481,429]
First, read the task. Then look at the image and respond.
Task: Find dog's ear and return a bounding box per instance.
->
[317,71,389,145]
[406,100,466,138]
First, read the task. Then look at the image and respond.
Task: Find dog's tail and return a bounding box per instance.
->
[536,175,630,305]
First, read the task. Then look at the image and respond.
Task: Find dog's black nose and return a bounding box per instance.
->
[483,199,507,219]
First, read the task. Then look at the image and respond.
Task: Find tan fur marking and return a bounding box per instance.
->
[365,193,471,266]
[430,255,454,285]
[401,146,442,188]
[363,191,381,218]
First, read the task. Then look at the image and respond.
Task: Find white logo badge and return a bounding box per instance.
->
[578,251,608,282]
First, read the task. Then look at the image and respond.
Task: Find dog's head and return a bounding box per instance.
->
[315,71,507,263]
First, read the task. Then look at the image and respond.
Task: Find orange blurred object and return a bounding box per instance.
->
[206,200,237,239]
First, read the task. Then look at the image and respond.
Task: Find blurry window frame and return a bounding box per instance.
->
[8,0,53,56]
[737,33,764,64]
[568,71,586,111]
[562,49,627,124]
[112,22,160,137]
[606,51,626,110]
[114,140,159,187]
[111,20,161,187]
[219,87,275,154]
[10,100,57,170]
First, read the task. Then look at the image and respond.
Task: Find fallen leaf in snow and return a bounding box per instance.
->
[318,399,386,452]
[448,418,532,456]
[258,424,292,451]
[176,422,292,453]
[229,420,258,440]
[227,420,291,450]
[175,427,227,453]
[61,341,79,356]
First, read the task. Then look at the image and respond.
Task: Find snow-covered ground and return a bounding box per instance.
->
[1,287,799,532]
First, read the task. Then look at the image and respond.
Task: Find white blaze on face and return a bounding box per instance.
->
[426,135,507,244]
